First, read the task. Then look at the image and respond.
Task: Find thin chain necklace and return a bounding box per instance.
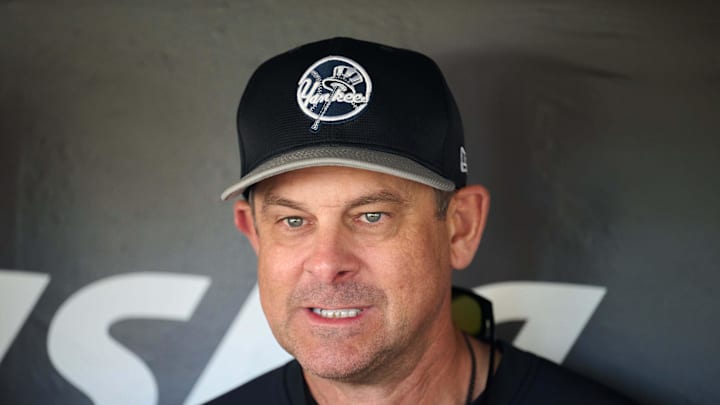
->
[463,333,477,405]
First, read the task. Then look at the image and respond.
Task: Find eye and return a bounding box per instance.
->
[362,212,383,223]
[284,217,304,228]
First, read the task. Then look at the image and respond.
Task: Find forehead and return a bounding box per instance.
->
[252,166,433,205]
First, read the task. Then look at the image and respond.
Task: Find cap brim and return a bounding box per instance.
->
[220,146,455,200]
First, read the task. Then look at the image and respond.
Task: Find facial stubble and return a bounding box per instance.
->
[276,281,420,383]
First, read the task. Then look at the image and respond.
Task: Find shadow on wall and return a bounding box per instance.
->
[0,74,80,273]
[0,89,26,268]
[441,49,720,405]
[441,51,638,393]
[442,52,630,286]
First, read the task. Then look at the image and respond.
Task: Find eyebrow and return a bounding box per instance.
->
[260,189,409,214]
[345,190,409,210]
[261,193,308,213]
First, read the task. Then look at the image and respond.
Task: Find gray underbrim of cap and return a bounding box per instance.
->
[220,146,455,200]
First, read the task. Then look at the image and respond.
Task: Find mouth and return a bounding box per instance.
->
[311,308,364,319]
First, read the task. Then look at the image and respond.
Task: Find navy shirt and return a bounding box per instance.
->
[204,341,636,404]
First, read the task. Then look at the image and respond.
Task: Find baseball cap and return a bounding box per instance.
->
[221,37,468,200]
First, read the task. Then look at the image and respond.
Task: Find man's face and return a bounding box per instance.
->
[244,166,456,382]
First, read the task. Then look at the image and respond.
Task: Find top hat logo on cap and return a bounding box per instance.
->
[297,56,372,132]
[221,37,467,201]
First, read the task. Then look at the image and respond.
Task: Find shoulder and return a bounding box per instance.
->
[202,360,304,405]
[486,341,636,404]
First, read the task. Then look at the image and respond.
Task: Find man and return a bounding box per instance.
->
[208,37,633,404]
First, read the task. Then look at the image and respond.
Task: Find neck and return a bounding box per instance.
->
[304,328,490,405]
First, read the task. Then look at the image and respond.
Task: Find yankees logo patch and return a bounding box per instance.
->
[296,56,372,132]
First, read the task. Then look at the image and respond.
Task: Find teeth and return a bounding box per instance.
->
[312,308,362,319]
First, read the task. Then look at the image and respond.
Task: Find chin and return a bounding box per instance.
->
[293,344,382,381]
[301,357,375,381]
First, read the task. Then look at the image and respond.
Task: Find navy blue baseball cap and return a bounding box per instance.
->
[221,37,468,200]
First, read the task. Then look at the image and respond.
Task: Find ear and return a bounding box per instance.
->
[447,185,490,270]
[234,199,260,253]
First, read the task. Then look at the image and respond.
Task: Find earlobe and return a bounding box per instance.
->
[234,199,260,253]
[448,185,490,270]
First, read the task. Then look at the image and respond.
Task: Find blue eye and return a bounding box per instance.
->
[285,217,304,228]
[363,213,383,223]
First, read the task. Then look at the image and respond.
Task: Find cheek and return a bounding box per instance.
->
[256,235,305,282]
[256,246,301,320]
[373,226,450,307]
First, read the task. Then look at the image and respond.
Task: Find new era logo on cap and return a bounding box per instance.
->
[221,37,468,201]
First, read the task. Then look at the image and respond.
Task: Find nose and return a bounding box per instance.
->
[302,223,360,283]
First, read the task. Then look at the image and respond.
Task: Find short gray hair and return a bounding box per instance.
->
[434,189,455,219]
